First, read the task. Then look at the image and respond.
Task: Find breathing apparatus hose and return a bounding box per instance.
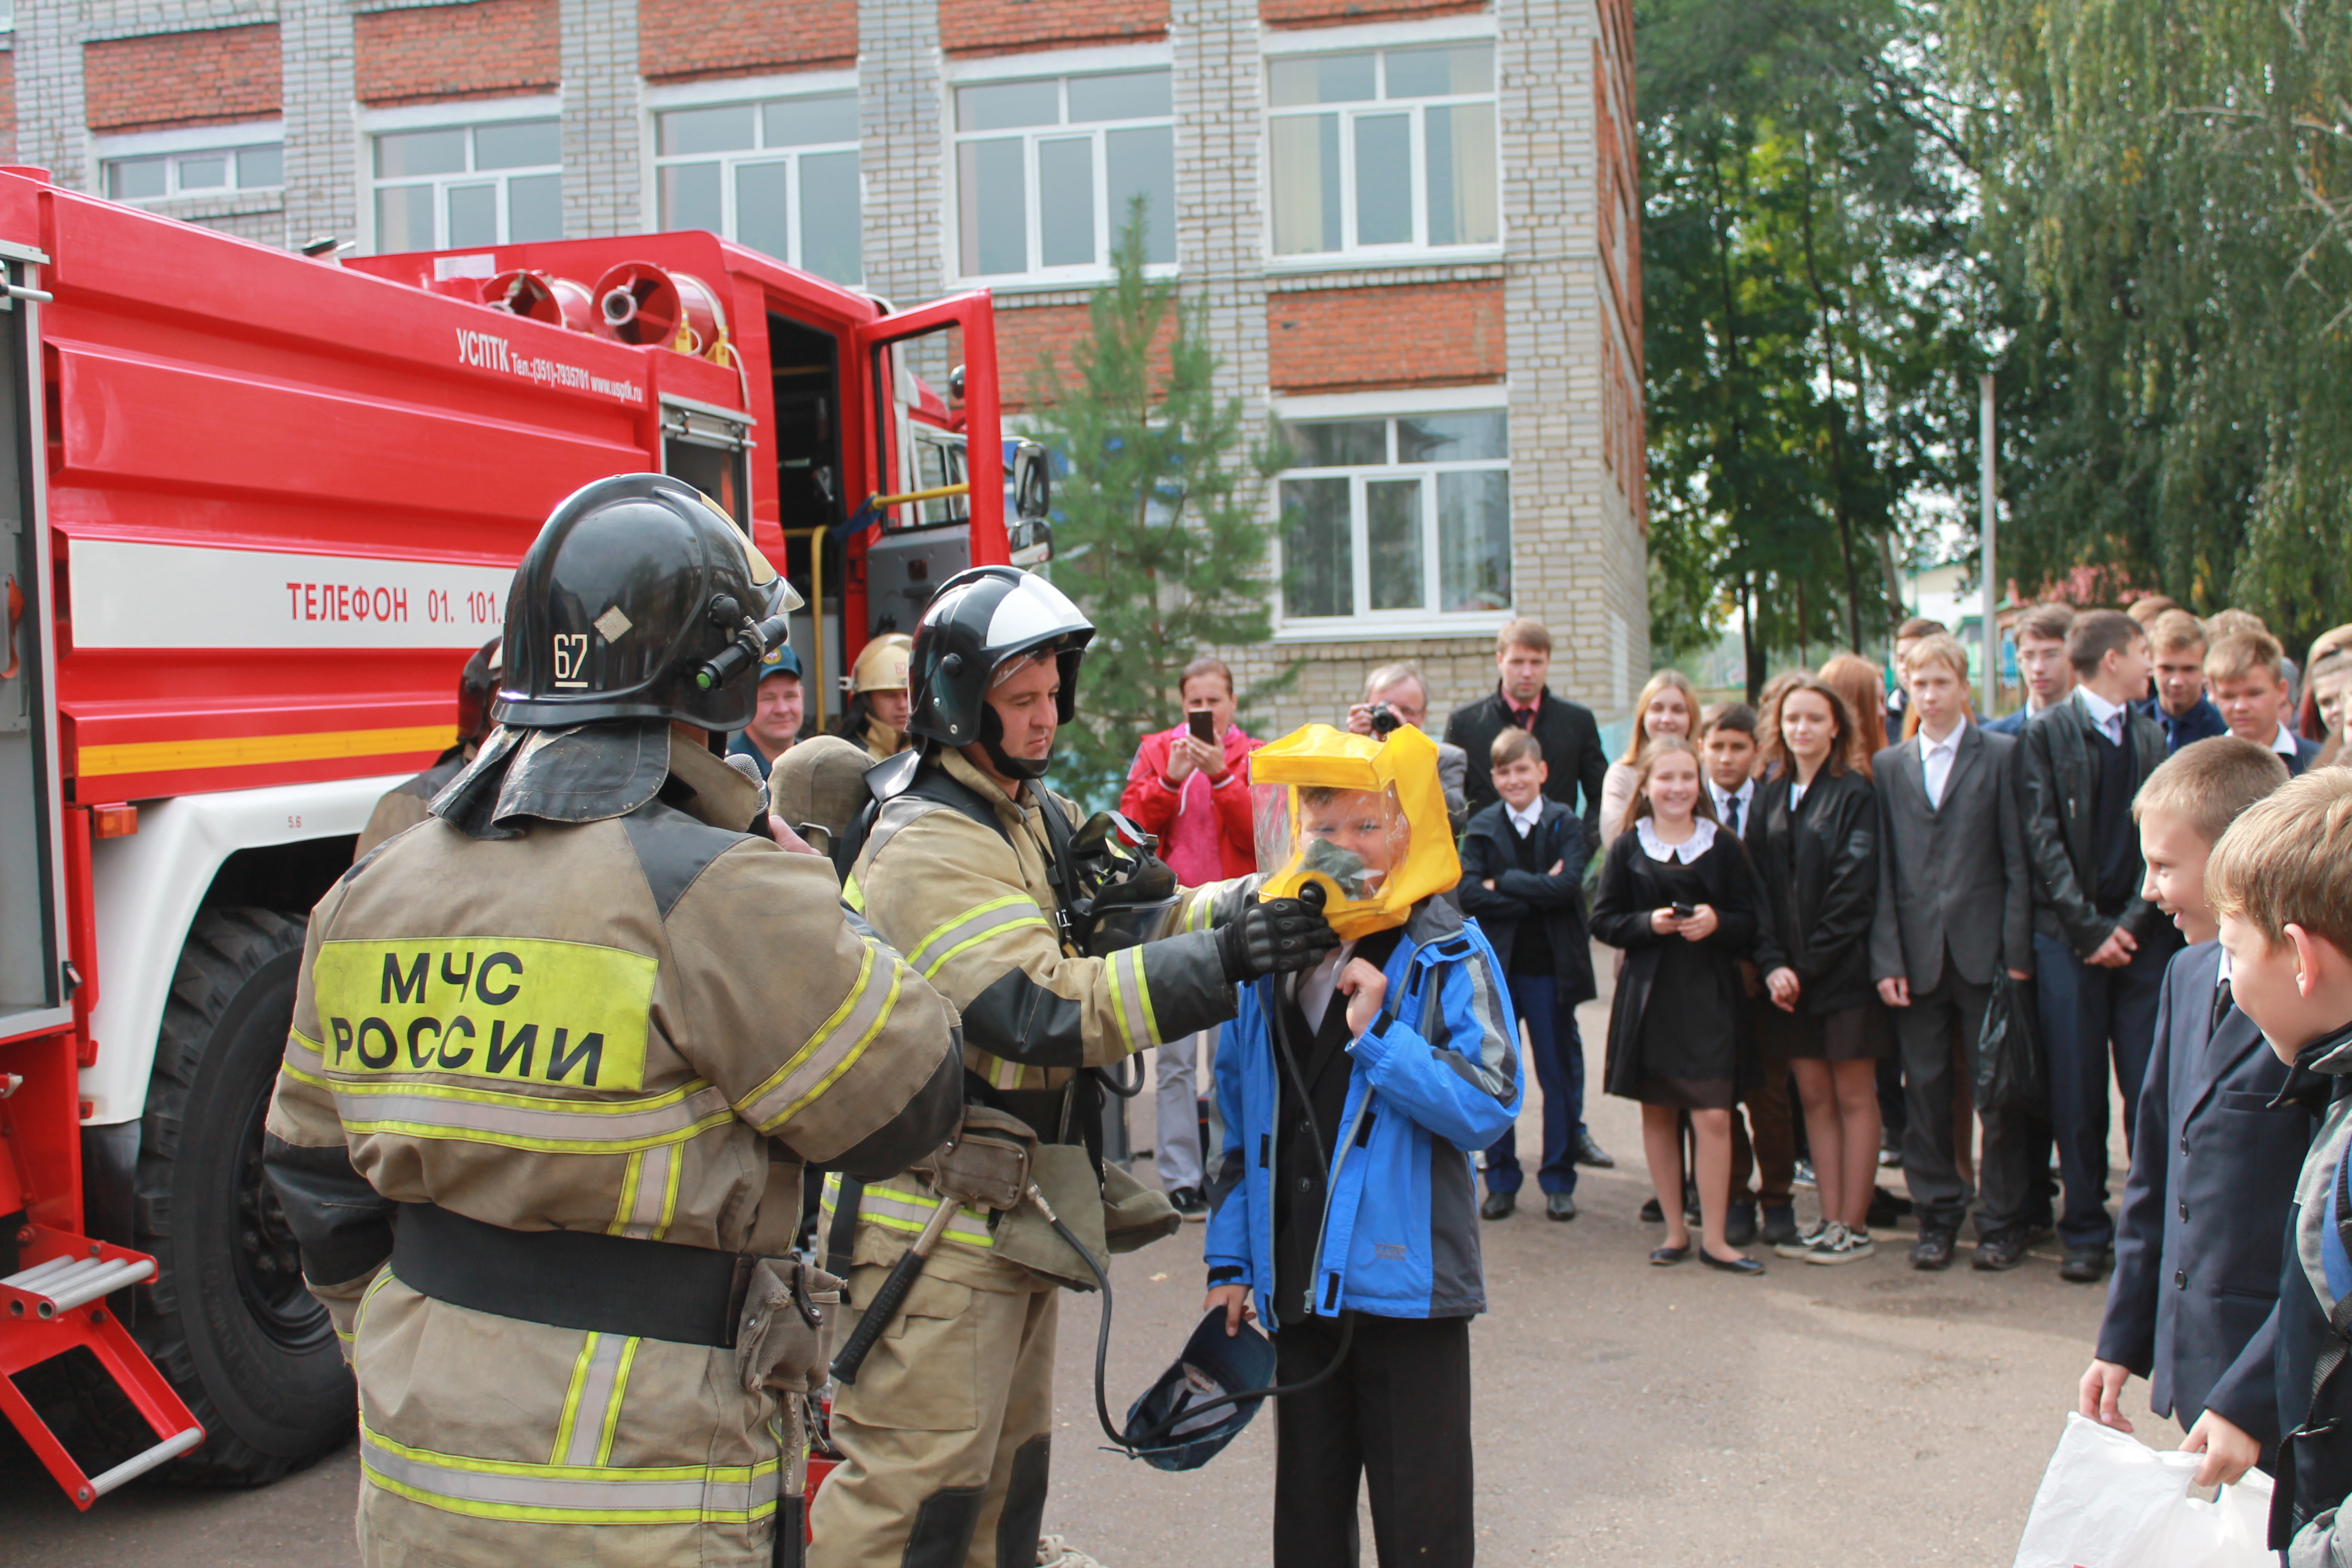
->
[1084,884,1358,1460]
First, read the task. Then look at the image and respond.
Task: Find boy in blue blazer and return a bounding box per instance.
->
[1459,728,1598,1221]
[1204,754,1521,1568]
[2081,736,2300,1482]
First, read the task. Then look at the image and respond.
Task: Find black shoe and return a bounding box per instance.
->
[1724,1200,1758,1248]
[1575,1131,1615,1169]
[1866,1186,1912,1229]
[1640,1196,1664,1223]
[1759,1202,1799,1246]
[1166,1185,1208,1222]
[1480,1191,1516,1221]
[1649,1243,1691,1266]
[1700,1248,1765,1276]
[1909,1229,1956,1271]
[1545,1192,1577,1222]
[2059,1245,2112,1283]
[1972,1230,2028,1271]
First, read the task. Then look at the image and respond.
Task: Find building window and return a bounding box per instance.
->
[1277,409,1511,625]
[104,140,282,202]
[1266,43,1498,259]
[372,118,562,252]
[953,68,1175,281]
[654,91,862,286]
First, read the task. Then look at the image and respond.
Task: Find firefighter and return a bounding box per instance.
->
[352,636,499,859]
[263,474,966,1568]
[834,631,914,760]
[809,565,1338,1568]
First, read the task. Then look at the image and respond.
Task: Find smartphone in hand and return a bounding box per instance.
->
[1670,902,1696,919]
[1188,709,1216,744]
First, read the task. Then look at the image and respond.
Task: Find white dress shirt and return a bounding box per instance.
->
[1293,940,1360,1035]
[1918,721,1966,809]
[2077,685,2128,746]
[2272,721,2301,760]
[1708,778,1754,834]
[1505,798,1544,838]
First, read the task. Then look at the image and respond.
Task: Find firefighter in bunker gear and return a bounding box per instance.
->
[263,473,966,1568]
[352,636,500,859]
[809,566,1337,1568]
[836,631,916,761]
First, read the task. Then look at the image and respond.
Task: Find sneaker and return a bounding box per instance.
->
[1809,1225,1875,1265]
[1774,1221,1831,1260]
[1039,1536,1106,1568]
[1792,1159,1817,1190]
[1166,1185,1208,1222]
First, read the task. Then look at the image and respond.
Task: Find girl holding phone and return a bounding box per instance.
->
[1591,738,1765,1273]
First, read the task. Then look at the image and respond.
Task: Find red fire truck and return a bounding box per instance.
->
[0,165,1041,1506]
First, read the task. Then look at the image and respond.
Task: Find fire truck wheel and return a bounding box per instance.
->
[126,907,354,1483]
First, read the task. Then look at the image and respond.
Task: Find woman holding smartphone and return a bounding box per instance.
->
[1591,738,1764,1273]
[1747,673,1887,1266]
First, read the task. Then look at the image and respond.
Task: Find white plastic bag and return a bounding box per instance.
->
[2015,1413,2274,1568]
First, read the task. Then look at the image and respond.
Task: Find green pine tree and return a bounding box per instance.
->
[1025,203,1288,808]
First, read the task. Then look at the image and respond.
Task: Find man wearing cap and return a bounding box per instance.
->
[730,642,806,777]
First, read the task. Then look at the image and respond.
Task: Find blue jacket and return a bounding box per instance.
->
[2135,694,2229,754]
[2096,940,2307,1448]
[727,729,781,777]
[1204,901,1521,1322]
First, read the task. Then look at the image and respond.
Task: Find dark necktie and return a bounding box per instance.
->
[1512,705,1537,732]
[1723,792,1741,833]
[2211,977,2234,1037]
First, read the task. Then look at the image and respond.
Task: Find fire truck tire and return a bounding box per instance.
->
[122,907,355,1484]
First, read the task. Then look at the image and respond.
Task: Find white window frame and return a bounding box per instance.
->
[1269,384,1514,642]
[93,119,286,205]
[643,70,864,284]
[1261,15,1503,271]
[944,42,1179,290]
[360,95,564,255]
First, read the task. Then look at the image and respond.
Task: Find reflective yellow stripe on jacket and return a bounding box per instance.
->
[360,1423,781,1526]
[906,894,1053,979]
[820,1170,994,1251]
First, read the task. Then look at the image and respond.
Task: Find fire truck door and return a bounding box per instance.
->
[0,253,69,1046]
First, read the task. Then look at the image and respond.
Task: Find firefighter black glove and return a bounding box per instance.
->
[1217,896,1341,982]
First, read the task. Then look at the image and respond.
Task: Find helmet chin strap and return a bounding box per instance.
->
[978,705,1054,781]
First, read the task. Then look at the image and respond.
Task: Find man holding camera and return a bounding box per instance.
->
[1118,655,1265,1218]
[1346,660,1469,831]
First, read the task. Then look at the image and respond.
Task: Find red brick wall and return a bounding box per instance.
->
[1261,0,1485,31]
[640,0,856,81]
[84,24,281,135]
[934,305,1178,413]
[356,0,558,107]
[0,55,17,164]
[1268,282,1504,395]
[941,0,1166,57]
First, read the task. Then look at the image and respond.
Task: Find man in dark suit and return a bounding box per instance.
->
[2207,628,2322,776]
[2082,736,2301,1482]
[1985,602,2079,737]
[1445,618,1608,832]
[2138,610,2229,754]
[1869,634,2035,1270]
[2019,609,2181,1283]
[1459,728,1600,1220]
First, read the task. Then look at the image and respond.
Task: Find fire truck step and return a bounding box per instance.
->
[2,1255,158,1317]
[86,1427,206,1498]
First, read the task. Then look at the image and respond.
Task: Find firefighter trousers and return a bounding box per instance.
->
[809,1256,1059,1568]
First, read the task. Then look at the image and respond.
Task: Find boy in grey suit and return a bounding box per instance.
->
[1869,634,2036,1269]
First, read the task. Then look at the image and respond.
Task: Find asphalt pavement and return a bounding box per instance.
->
[0,977,2159,1567]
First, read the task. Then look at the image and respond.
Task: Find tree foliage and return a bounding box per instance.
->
[1021,209,1285,807]
[1638,0,1981,695]
[1948,0,2352,650]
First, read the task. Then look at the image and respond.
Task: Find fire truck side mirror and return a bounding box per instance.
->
[1011,441,1050,523]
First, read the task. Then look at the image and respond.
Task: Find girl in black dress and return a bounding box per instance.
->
[1591,739,1765,1274]
[1749,673,1887,1266]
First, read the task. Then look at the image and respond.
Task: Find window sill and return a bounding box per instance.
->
[1271,613,1510,645]
[953,266,1179,297]
[121,188,286,219]
[1264,248,1505,279]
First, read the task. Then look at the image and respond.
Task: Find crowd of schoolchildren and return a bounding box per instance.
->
[1077,598,2352,1562]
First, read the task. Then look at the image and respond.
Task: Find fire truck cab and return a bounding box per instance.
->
[0,166,1038,1504]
